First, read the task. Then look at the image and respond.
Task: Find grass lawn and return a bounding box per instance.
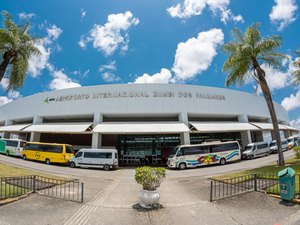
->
[0,162,70,180]
[212,156,300,196]
[213,157,300,180]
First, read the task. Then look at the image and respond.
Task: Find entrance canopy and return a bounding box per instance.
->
[250,122,293,131]
[189,122,260,133]
[22,123,93,133]
[93,122,189,134]
[0,124,30,132]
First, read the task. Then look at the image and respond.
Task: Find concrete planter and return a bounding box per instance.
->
[138,189,160,208]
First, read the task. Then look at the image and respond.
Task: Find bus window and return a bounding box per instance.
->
[66,146,74,154]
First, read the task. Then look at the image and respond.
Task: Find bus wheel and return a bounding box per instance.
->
[69,162,76,168]
[6,151,9,156]
[23,155,26,160]
[103,164,110,171]
[178,162,187,170]
[45,159,50,165]
[220,158,226,165]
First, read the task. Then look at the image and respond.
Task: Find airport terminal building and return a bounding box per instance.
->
[0,84,297,165]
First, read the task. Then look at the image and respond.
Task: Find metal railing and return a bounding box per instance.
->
[0,175,33,200]
[210,174,254,201]
[35,175,84,203]
[210,173,300,201]
[0,175,84,203]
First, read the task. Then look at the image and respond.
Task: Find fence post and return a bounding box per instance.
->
[33,175,36,193]
[254,174,257,192]
[210,180,213,202]
[81,183,84,203]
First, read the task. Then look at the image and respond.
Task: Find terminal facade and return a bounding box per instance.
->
[0,84,297,165]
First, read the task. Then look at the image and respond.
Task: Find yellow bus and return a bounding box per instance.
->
[22,142,74,165]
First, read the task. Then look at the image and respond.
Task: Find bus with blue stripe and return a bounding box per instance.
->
[167,141,241,169]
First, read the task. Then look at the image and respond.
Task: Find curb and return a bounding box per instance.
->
[0,193,32,206]
[269,194,300,204]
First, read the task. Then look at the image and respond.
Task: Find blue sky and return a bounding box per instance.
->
[0,0,300,127]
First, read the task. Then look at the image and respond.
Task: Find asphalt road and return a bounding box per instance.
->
[0,150,295,180]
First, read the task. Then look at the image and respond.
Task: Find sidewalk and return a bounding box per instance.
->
[1,175,300,225]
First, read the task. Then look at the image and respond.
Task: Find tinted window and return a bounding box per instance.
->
[66,146,74,154]
[210,142,239,153]
[115,152,118,159]
[20,141,27,148]
[6,140,18,147]
[181,146,202,155]
[84,152,112,158]
[257,143,268,149]
[24,143,43,151]
[75,151,83,158]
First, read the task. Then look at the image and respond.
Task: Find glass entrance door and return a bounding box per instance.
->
[118,134,180,166]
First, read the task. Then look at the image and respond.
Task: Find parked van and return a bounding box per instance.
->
[242,142,270,159]
[269,139,289,154]
[0,138,27,157]
[287,136,299,149]
[69,148,118,171]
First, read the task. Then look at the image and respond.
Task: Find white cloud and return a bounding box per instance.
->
[46,25,63,41]
[49,70,81,90]
[27,24,63,77]
[0,96,12,106]
[134,68,172,83]
[0,78,21,102]
[27,40,51,77]
[18,12,35,20]
[172,28,224,81]
[282,91,300,111]
[80,8,87,20]
[101,72,121,82]
[290,117,300,131]
[262,64,291,92]
[72,69,90,78]
[80,11,139,55]
[99,61,117,72]
[167,0,244,24]
[270,0,298,31]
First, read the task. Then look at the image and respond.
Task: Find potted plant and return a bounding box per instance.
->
[135,166,166,208]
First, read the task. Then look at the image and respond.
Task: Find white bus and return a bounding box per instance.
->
[0,138,27,157]
[287,136,299,148]
[167,141,241,169]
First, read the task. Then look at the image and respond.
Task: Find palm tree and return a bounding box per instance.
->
[0,11,40,91]
[292,50,300,83]
[222,23,287,166]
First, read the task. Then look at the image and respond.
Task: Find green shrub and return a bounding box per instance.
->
[293,146,300,159]
[135,166,166,191]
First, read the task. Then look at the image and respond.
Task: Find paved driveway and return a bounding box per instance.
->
[0,151,299,225]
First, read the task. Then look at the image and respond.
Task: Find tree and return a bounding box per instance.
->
[222,23,287,166]
[292,50,300,83]
[0,11,40,91]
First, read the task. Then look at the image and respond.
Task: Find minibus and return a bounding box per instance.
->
[269,139,289,154]
[22,142,74,164]
[0,138,27,157]
[242,142,270,159]
[287,136,299,148]
[167,141,241,169]
[69,148,118,171]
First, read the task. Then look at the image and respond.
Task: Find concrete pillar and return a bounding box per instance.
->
[30,116,43,142]
[179,112,190,145]
[92,113,103,148]
[3,120,13,139]
[238,114,252,148]
[180,132,190,145]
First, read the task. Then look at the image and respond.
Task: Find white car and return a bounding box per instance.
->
[269,139,289,154]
